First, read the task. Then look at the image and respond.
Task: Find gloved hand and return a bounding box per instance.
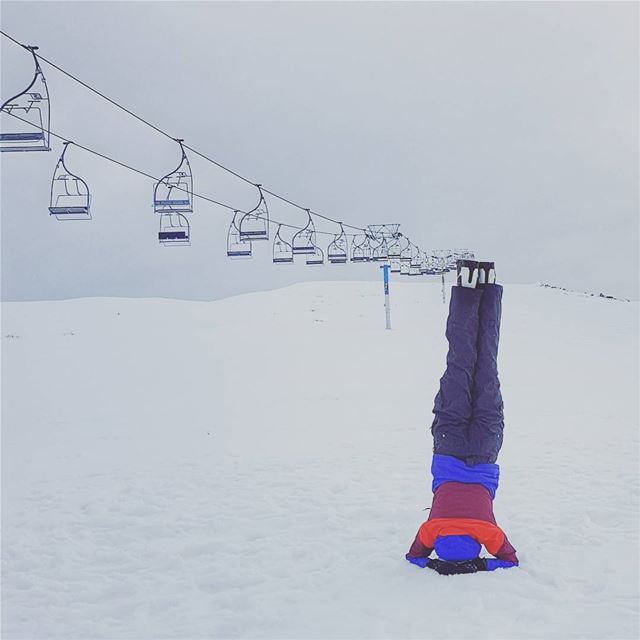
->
[405,554,430,568]
[486,559,518,571]
[427,558,486,575]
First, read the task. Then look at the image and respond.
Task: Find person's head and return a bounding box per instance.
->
[434,535,481,562]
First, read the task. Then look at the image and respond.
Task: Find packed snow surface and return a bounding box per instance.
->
[2,281,638,639]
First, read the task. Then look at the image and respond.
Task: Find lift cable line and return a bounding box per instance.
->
[1,31,474,272]
[0,29,366,233]
[5,110,235,212]
[4,109,368,239]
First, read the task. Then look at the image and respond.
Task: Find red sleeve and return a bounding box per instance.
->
[494,535,519,563]
[406,532,433,559]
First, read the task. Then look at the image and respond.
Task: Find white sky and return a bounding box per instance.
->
[1,1,638,301]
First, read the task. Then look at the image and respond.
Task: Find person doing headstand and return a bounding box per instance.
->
[406,260,519,576]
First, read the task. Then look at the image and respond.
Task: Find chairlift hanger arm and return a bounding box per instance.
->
[0,45,45,111]
[246,184,267,214]
[165,139,190,179]
[55,141,89,191]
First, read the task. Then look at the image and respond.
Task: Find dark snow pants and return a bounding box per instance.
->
[431,284,504,465]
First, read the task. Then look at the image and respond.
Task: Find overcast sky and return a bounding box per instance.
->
[1,1,638,301]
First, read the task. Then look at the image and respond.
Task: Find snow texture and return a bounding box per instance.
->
[2,282,638,639]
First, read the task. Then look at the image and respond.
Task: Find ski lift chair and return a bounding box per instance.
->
[159,213,190,245]
[390,258,401,273]
[400,238,413,263]
[350,236,368,262]
[48,142,91,220]
[273,225,294,263]
[372,237,389,262]
[227,213,252,258]
[387,236,402,259]
[292,211,317,255]
[361,235,374,261]
[306,245,325,266]
[153,139,193,214]
[328,225,348,263]
[0,47,50,152]
[239,185,269,241]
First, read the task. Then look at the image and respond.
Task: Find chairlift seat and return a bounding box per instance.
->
[240,229,269,241]
[328,248,348,263]
[49,206,91,220]
[159,231,188,240]
[154,198,192,214]
[273,255,294,264]
[1,132,45,142]
[155,199,190,206]
[292,245,316,255]
[158,211,190,245]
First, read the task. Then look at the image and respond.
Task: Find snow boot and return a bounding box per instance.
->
[456,260,480,288]
[477,262,496,285]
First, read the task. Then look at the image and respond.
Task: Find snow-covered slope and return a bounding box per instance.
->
[2,282,638,639]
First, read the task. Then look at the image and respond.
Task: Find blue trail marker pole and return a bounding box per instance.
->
[381,263,391,330]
